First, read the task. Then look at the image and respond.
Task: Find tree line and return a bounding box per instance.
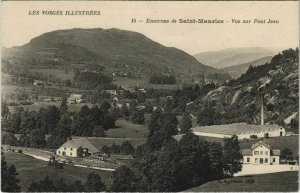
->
[110,108,243,192]
[1,100,116,149]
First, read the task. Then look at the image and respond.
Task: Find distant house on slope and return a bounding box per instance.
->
[191,123,285,140]
[56,138,99,157]
[68,94,82,104]
[241,141,280,165]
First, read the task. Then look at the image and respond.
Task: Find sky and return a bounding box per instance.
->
[1,1,299,55]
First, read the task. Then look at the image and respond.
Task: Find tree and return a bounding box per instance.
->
[120,141,135,155]
[281,147,293,161]
[148,107,163,136]
[223,135,242,177]
[29,129,46,148]
[1,101,10,118]
[110,143,121,154]
[20,110,37,133]
[60,97,68,113]
[130,110,145,124]
[85,172,106,192]
[93,126,105,137]
[77,147,84,157]
[1,132,18,146]
[28,175,56,192]
[180,112,192,134]
[111,165,139,192]
[1,156,21,192]
[101,145,110,154]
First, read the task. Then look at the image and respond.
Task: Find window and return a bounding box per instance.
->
[260,158,263,164]
[247,158,250,162]
[254,151,259,155]
[264,158,268,163]
[255,158,258,163]
[265,151,268,155]
[58,151,60,154]
[71,148,73,151]
[260,151,263,155]
[273,158,276,162]
[70,153,72,156]
[64,147,66,150]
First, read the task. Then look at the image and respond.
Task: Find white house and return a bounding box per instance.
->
[241,141,280,165]
[56,138,99,157]
[191,123,285,140]
[68,94,82,104]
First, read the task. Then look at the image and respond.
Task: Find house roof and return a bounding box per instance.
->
[68,94,82,100]
[241,149,252,156]
[192,123,284,135]
[251,141,270,149]
[60,138,99,154]
[241,141,280,156]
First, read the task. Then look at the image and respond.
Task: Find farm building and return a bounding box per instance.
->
[68,94,83,104]
[191,123,285,140]
[241,141,280,165]
[56,138,100,157]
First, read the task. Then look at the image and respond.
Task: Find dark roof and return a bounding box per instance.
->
[241,149,252,156]
[192,123,284,135]
[60,138,99,153]
[241,141,280,156]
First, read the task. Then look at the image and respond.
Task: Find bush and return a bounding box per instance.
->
[17,149,23,153]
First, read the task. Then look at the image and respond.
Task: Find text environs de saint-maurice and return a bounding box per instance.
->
[28,10,101,16]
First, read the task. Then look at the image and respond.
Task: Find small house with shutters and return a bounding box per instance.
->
[56,138,99,157]
[241,141,280,165]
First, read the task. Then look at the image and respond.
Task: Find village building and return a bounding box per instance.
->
[191,123,285,140]
[33,80,46,86]
[68,94,83,104]
[56,138,99,157]
[105,90,118,95]
[241,141,280,165]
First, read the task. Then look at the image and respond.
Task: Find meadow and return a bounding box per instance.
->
[184,171,298,192]
[3,152,112,192]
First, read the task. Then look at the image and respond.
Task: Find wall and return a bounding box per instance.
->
[56,146,78,157]
[235,164,299,176]
[193,131,231,139]
[238,128,286,140]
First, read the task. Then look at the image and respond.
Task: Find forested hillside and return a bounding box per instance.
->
[188,48,299,132]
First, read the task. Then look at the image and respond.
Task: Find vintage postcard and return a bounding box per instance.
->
[1,1,299,192]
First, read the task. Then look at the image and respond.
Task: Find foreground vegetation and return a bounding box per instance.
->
[3,152,112,191]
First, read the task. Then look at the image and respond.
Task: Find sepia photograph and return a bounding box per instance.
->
[1,1,299,192]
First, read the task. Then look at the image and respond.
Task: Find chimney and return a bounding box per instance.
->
[261,97,264,125]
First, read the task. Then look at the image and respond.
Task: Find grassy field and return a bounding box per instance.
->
[184,171,299,192]
[105,120,149,138]
[3,152,112,191]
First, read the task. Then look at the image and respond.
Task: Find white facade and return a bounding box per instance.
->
[56,146,78,157]
[242,142,280,165]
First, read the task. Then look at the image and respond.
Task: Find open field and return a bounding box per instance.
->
[105,119,149,138]
[3,152,112,191]
[185,171,298,192]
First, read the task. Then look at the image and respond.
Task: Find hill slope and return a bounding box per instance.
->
[2,28,229,82]
[222,56,273,78]
[194,47,274,69]
[188,48,299,129]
